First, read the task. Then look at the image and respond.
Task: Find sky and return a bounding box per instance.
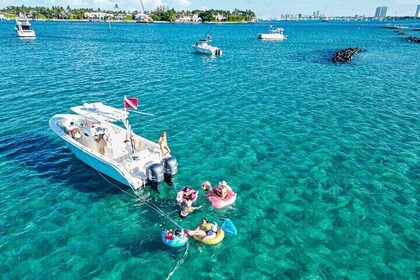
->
[1,0,420,17]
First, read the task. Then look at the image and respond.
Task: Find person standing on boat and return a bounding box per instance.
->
[158,130,171,159]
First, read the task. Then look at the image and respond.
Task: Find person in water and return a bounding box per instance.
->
[158,130,171,159]
[211,181,229,200]
[165,229,187,239]
[164,229,173,240]
[186,218,219,241]
[179,205,202,219]
[178,186,197,207]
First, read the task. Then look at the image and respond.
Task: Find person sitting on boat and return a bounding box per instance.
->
[177,186,197,207]
[186,218,218,241]
[158,130,171,159]
[211,181,229,200]
[70,128,82,141]
[179,205,202,219]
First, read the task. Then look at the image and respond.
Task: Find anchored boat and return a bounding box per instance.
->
[192,37,222,56]
[49,99,178,192]
[15,18,36,38]
[258,26,287,40]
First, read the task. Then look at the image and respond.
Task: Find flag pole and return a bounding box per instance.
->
[124,95,136,154]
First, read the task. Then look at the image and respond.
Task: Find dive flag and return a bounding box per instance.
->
[124,96,138,110]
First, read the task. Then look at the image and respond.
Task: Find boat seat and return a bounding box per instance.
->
[104,147,114,159]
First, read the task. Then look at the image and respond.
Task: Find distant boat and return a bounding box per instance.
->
[135,13,153,23]
[135,0,153,23]
[192,37,222,55]
[381,24,409,30]
[15,18,36,38]
[49,100,178,193]
[258,26,287,40]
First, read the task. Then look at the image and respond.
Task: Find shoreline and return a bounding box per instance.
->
[1,18,255,24]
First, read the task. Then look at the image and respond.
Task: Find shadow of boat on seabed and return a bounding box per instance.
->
[0,132,124,196]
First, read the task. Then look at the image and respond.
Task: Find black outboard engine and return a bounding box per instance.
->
[146,163,164,193]
[162,156,178,185]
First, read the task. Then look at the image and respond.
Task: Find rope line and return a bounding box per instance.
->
[165,242,189,280]
[91,161,182,228]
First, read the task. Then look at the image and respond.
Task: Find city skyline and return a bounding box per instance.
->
[375,6,388,19]
[1,0,420,17]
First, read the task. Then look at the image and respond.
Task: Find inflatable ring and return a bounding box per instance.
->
[208,185,237,209]
[161,230,189,247]
[192,224,225,245]
[177,187,198,205]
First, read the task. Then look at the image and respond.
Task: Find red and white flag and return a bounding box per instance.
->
[124,96,138,110]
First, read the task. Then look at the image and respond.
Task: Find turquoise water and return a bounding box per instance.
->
[0,20,419,279]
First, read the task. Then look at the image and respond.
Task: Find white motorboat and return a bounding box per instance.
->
[15,18,36,38]
[49,101,178,192]
[192,38,222,56]
[258,27,287,40]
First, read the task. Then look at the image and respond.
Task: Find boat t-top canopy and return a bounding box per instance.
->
[71,102,129,123]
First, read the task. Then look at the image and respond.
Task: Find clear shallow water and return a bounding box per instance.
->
[0,20,419,279]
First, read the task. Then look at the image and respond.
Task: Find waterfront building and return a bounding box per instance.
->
[214,13,226,21]
[375,6,388,19]
[175,14,202,22]
[84,12,113,21]
[0,13,6,20]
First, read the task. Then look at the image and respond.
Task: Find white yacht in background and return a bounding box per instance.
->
[258,26,287,40]
[15,18,36,38]
[49,100,178,192]
[192,37,222,56]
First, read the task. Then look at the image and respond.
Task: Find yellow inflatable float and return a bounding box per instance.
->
[193,223,225,245]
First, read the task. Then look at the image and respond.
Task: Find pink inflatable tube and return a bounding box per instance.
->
[208,185,237,209]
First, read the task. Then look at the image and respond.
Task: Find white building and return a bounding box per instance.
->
[416,5,420,18]
[0,13,6,20]
[175,14,202,22]
[214,13,226,21]
[84,12,113,21]
[375,6,388,19]
[115,13,128,20]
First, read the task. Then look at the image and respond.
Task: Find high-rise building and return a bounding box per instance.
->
[375,6,388,19]
[416,4,420,18]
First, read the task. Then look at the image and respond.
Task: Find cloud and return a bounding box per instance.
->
[175,0,191,8]
[142,0,164,9]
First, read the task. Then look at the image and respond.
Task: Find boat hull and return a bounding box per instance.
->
[258,34,286,40]
[192,45,222,56]
[16,29,36,37]
[66,141,132,187]
[49,114,145,190]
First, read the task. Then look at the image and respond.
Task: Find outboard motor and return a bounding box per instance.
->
[146,163,164,193]
[162,156,178,185]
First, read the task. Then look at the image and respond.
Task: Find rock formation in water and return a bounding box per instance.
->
[407,36,420,43]
[332,48,364,63]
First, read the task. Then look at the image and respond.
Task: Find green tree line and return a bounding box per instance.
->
[0,5,256,22]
